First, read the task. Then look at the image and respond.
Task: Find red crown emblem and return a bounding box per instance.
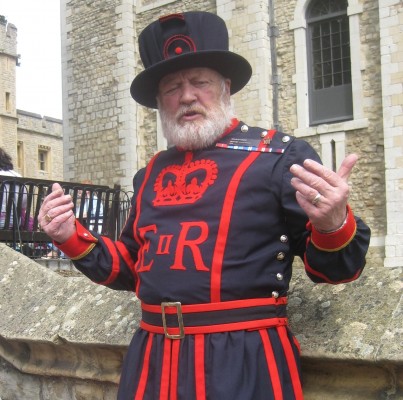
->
[153,153,218,206]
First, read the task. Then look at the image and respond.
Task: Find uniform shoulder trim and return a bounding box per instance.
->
[216,123,294,154]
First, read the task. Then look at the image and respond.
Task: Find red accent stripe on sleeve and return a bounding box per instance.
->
[57,220,97,259]
[169,340,180,400]
[134,333,154,400]
[195,334,206,400]
[259,329,283,400]
[160,338,172,400]
[309,205,357,252]
[277,326,303,400]
[98,236,120,286]
[210,152,261,302]
[303,241,364,284]
[115,240,137,271]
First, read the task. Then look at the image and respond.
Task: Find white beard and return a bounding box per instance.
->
[158,98,234,150]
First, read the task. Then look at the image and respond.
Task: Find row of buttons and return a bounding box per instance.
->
[272,234,288,298]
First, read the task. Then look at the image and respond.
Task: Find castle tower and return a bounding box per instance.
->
[60,0,139,190]
[0,16,18,164]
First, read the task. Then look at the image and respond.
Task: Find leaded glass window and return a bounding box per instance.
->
[307,0,353,125]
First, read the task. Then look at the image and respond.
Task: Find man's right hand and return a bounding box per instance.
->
[38,183,76,243]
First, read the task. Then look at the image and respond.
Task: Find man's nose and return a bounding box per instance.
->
[179,83,197,104]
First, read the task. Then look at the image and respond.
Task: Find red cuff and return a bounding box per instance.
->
[55,220,98,260]
[308,205,357,252]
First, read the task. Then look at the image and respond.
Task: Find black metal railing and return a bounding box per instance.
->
[0,176,133,258]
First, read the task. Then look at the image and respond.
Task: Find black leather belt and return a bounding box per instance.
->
[140,297,288,339]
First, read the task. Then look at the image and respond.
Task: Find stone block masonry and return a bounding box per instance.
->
[0,244,401,399]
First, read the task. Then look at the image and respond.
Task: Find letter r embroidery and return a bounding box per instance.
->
[171,221,210,271]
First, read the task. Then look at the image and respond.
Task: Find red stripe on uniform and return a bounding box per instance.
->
[210,152,261,302]
[141,297,287,314]
[195,334,206,400]
[98,236,120,285]
[134,333,154,400]
[159,338,172,400]
[115,240,137,271]
[170,340,180,400]
[259,329,283,400]
[309,205,356,252]
[141,317,288,335]
[132,153,160,294]
[277,326,303,400]
[304,236,363,284]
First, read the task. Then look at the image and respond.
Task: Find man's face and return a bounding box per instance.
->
[157,67,233,150]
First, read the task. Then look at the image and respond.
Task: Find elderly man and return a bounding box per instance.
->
[39,11,370,400]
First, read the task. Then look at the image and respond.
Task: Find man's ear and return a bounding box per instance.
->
[225,79,231,94]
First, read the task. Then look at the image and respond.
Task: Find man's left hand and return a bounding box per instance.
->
[289,154,358,232]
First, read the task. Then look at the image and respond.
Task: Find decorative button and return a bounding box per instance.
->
[84,233,89,237]
[282,136,290,143]
[276,273,284,281]
[280,235,288,243]
[276,252,285,261]
[241,125,249,133]
[260,131,267,138]
[272,291,279,298]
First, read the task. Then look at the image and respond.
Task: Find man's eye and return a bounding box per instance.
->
[164,86,179,95]
[195,81,208,87]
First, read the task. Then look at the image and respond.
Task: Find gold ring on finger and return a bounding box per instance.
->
[311,192,322,206]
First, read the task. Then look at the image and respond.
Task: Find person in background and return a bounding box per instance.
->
[38,12,371,400]
[0,147,26,229]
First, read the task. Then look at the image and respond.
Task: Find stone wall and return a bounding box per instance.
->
[61,0,138,190]
[0,20,18,163]
[0,244,401,399]
[380,0,403,268]
[16,111,63,180]
[0,17,63,181]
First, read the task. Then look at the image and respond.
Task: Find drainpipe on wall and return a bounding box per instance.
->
[268,0,280,131]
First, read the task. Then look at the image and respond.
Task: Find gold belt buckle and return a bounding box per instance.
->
[161,302,185,339]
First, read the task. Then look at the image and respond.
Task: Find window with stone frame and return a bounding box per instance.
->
[17,141,24,172]
[306,0,353,126]
[38,147,50,172]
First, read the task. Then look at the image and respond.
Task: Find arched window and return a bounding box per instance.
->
[306,0,353,125]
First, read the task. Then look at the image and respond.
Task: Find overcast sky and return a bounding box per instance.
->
[2,0,62,119]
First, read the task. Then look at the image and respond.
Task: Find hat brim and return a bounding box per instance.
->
[130,50,252,108]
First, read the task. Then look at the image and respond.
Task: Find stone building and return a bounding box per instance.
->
[0,16,63,181]
[0,2,401,398]
[60,0,402,268]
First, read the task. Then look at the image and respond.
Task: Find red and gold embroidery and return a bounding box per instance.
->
[153,153,218,206]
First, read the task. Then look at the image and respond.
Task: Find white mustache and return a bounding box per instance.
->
[177,106,207,119]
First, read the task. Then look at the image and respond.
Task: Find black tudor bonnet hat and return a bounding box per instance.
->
[130,11,252,109]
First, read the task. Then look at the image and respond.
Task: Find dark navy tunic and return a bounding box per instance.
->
[59,120,371,400]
